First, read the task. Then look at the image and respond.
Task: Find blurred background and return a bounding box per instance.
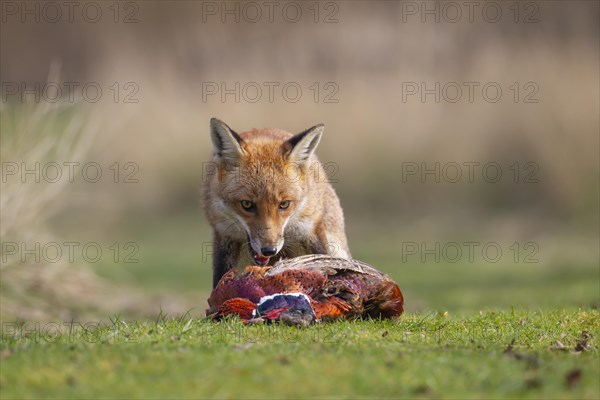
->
[1,1,598,321]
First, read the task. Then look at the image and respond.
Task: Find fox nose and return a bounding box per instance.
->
[261,246,277,257]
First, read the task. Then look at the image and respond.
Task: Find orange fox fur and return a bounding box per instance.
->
[204,118,350,287]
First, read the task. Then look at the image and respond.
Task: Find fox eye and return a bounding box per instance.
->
[240,200,255,210]
[279,200,291,210]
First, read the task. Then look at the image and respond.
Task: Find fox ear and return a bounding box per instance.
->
[210,118,245,164]
[285,124,324,167]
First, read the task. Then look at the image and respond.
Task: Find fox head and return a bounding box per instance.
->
[209,118,324,265]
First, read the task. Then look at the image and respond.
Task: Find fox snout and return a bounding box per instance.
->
[248,232,285,265]
[260,246,278,257]
[249,236,283,255]
[240,204,291,264]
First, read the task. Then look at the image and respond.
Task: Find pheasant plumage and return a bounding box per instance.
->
[207,255,404,325]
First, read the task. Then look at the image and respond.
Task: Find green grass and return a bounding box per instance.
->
[4,212,593,398]
[1,309,598,399]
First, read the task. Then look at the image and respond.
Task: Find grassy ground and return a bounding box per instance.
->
[1,309,598,399]
[2,210,598,398]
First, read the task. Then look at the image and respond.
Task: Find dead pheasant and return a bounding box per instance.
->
[207,255,404,326]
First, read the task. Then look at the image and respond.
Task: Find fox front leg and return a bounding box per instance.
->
[309,225,348,258]
[308,226,331,255]
[212,237,242,288]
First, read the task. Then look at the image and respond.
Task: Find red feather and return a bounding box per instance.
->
[207,255,404,323]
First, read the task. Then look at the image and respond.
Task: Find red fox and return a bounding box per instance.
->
[204,118,350,287]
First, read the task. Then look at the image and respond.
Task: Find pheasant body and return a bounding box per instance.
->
[207,255,404,325]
